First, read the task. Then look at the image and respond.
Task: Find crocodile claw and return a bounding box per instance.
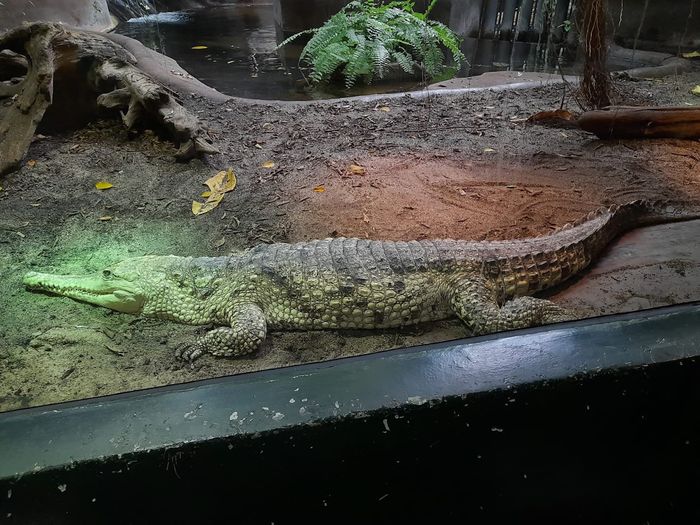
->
[175,343,204,362]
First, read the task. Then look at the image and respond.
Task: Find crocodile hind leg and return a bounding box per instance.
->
[448,276,576,336]
[176,303,267,361]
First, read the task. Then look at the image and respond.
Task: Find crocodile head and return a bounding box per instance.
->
[23,256,222,322]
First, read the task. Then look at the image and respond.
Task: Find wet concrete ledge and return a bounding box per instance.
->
[1,301,699,480]
[1,303,699,522]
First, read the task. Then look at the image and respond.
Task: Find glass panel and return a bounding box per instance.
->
[1,0,698,411]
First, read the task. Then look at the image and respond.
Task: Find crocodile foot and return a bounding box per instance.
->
[175,342,205,362]
[174,306,267,361]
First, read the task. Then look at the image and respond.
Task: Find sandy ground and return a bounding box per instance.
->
[1,70,699,411]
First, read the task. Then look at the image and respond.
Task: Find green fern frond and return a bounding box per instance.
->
[391,49,415,74]
[372,41,390,78]
[275,28,316,50]
[278,0,464,88]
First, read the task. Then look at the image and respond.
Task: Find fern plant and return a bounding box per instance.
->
[277,0,465,88]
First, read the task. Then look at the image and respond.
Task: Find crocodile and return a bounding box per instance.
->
[23,200,697,361]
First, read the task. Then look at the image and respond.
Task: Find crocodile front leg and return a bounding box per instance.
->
[448,275,576,335]
[176,303,267,361]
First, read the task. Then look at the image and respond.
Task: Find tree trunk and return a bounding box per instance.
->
[0,23,218,176]
[580,0,611,109]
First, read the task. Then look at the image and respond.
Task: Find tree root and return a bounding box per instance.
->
[0,22,218,176]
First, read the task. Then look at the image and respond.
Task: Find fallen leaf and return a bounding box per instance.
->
[261,161,275,169]
[192,168,237,216]
[378,106,390,112]
[194,195,224,215]
[483,148,496,153]
[349,164,366,175]
[254,143,262,149]
[95,181,113,190]
[191,45,208,50]
[526,109,578,127]
[204,168,237,193]
[201,191,212,198]
[213,237,226,248]
[313,185,325,192]
[692,85,700,97]
[26,160,36,168]
[682,50,700,58]
[98,216,113,221]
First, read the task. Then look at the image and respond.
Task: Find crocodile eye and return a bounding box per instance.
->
[102,270,113,279]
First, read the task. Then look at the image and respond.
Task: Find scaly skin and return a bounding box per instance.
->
[23,200,696,361]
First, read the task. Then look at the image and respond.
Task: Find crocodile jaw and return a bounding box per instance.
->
[23,271,145,314]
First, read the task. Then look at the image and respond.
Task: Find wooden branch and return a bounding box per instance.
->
[577,106,700,139]
[0,24,58,175]
[0,22,219,176]
[94,59,218,159]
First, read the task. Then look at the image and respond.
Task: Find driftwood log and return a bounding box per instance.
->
[577,106,700,140]
[0,22,219,176]
[528,107,700,140]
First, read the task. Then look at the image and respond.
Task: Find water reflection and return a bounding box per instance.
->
[114,4,579,101]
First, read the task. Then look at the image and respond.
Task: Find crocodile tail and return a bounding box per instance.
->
[490,200,700,299]
[580,199,700,261]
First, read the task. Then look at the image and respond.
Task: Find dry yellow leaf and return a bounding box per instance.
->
[222,169,237,192]
[26,160,36,168]
[204,168,237,193]
[261,161,275,169]
[192,198,224,216]
[192,168,236,216]
[313,185,325,192]
[191,45,208,50]
[682,50,700,58]
[98,216,113,221]
[378,106,390,112]
[483,148,496,153]
[692,85,700,96]
[349,164,366,175]
[95,181,113,190]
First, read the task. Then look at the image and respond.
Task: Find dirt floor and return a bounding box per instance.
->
[1,70,700,411]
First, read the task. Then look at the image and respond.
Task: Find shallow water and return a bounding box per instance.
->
[113,4,424,100]
[113,3,581,100]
